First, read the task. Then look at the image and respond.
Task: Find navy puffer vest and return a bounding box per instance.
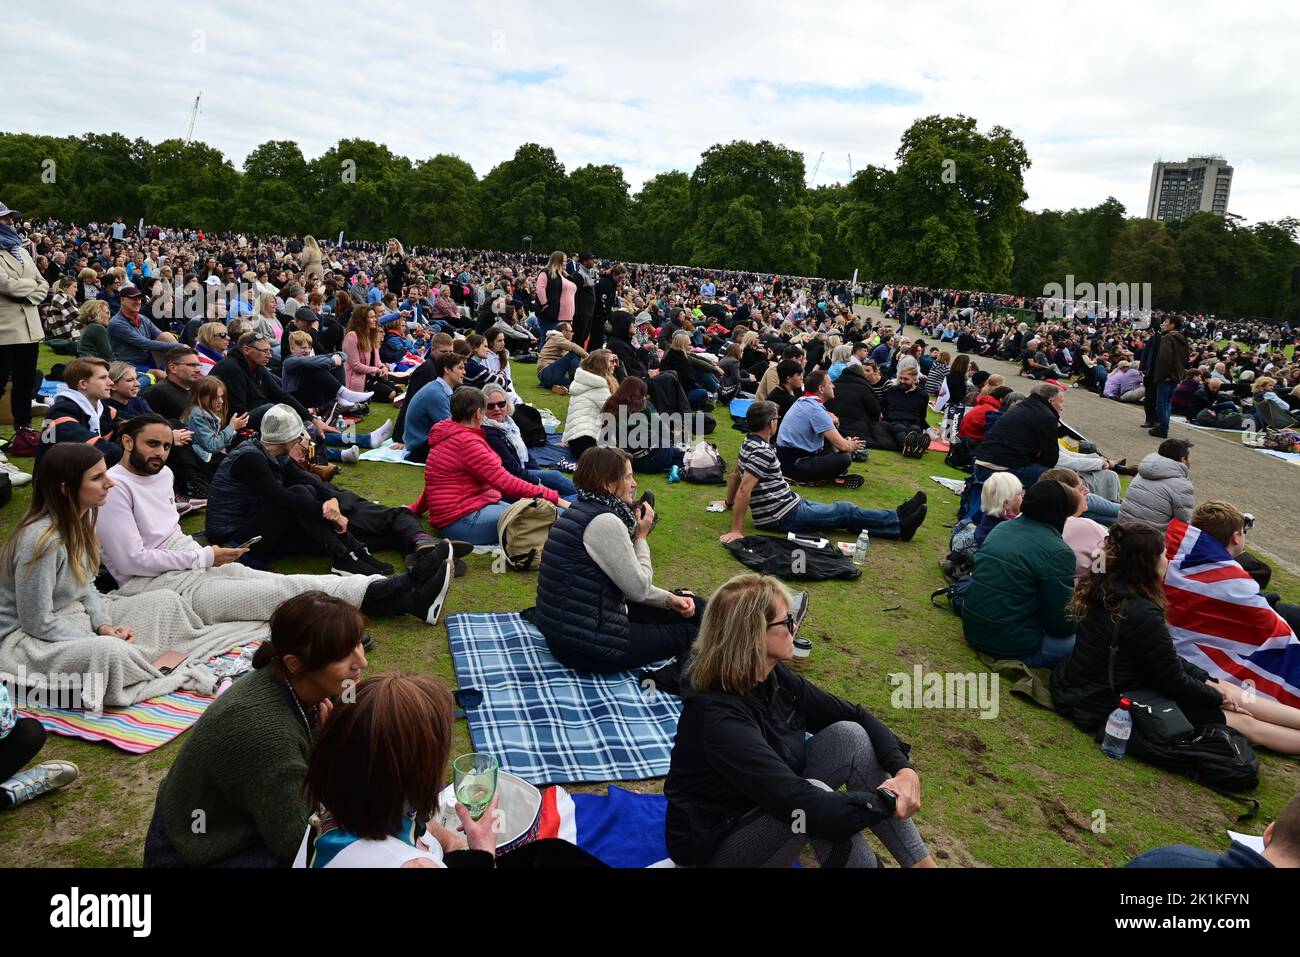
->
[535,498,630,668]
[205,441,283,540]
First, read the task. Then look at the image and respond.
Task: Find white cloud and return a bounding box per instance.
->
[7,0,1299,223]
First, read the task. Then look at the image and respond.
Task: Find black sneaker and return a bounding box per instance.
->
[406,542,453,624]
[899,504,928,542]
[332,551,381,576]
[358,547,394,575]
[790,589,811,632]
[897,491,927,518]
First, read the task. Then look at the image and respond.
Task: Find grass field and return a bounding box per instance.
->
[1,345,1297,867]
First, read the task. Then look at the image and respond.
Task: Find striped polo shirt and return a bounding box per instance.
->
[737,436,799,527]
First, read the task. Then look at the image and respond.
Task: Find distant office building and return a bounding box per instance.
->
[1146,156,1233,222]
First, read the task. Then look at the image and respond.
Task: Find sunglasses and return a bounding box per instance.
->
[767,614,797,634]
[485,400,508,410]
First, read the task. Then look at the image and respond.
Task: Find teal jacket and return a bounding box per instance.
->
[961,516,1076,658]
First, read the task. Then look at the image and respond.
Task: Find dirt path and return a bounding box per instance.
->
[857,306,1300,575]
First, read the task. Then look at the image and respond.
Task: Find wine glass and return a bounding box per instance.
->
[452,753,499,822]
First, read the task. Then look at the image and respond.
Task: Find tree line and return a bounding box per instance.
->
[1,117,1297,318]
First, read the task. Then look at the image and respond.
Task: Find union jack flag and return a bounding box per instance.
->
[1163,519,1300,708]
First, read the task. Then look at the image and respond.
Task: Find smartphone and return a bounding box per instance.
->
[237,535,262,549]
[151,651,187,675]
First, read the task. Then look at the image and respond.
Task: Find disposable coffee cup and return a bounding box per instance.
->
[791,637,812,669]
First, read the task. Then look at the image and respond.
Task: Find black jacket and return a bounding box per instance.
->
[594,275,618,324]
[210,351,309,420]
[883,382,929,426]
[664,667,909,866]
[825,369,883,434]
[1052,585,1222,732]
[975,392,1060,470]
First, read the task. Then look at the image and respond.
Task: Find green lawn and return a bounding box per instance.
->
[1,346,1297,867]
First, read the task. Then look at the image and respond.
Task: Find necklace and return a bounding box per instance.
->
[284,679,315,734]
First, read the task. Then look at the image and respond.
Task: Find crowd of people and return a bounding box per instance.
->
[1,205,1296,869]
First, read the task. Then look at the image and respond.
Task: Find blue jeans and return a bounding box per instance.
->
[1155,382,1174,433]
[524,468,576,497]
[1021,634,1077,668]
[764,498,901,538]
[697,371,719,393]
[440,502,509,545]
[539,352,580,390]
[1083,493,1121,526]
[686,387,709,409]
[1093,367,1108,393]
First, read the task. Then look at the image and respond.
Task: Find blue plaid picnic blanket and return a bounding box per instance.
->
[445,612,682,785]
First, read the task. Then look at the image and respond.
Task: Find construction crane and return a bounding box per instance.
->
[808,151,824,188]
[848,153,853,177]
[184,93,202,144]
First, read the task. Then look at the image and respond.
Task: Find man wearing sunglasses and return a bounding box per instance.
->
[211,331,327,437]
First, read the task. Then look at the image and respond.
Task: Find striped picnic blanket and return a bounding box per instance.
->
[17,643,256,754]
[446,612,682,785]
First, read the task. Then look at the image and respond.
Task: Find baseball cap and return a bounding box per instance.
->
[0,201,20,219]
[119,285,143,299]
[578,251,596,262]
[204,275,222,286]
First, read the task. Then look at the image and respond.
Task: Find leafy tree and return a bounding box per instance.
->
[627,171,691,264]
[237,140,311,236]
[138,139,240,231]
[405,154,481,247]
[477,144,576,251]
[306,139,412,241]
[1108,218,1183,309]
[842,115,1029,288]
[686,140,817,272]
[568,163,631,255]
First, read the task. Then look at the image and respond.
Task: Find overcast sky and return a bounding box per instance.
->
[10,0,1299,224]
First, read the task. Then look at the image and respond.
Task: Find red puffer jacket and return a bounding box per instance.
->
[958,394,1002,441]
[410,418,559,529]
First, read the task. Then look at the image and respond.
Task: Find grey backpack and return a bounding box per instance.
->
[682,441,726,484]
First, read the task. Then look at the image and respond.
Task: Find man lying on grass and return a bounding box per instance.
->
[720,401,928,544]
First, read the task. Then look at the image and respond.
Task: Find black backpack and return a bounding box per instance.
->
[724,535,861,581]
[512,404,548,447]
[1107,605,1260,794]
[930,576,972,614]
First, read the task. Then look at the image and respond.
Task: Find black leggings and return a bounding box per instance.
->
[776,442,851,482]
[223,487,362,562]
[551,596,707,674]
[0,717,48,808]
[568,435,598,463]
[0,342,41,428]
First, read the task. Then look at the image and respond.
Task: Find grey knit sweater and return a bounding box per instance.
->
[0,518,112,642]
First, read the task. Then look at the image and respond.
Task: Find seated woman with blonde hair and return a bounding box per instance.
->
[664,573,934,868]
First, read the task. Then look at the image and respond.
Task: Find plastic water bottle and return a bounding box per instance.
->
[851,530,870,566]
[1101,697,1133,759]
[668,465,682,484]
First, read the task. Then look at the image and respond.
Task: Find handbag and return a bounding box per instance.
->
[1106,604,1193,741]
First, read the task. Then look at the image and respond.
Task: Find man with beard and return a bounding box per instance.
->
[96,414,457,634]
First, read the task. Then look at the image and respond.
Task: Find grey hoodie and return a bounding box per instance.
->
[1116,452,1194,530]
